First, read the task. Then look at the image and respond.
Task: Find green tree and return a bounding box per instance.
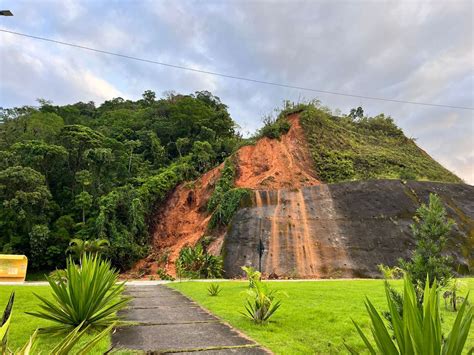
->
[191,141,215,173]
[11,140,68,184]
[60,125,104,185]
[125,140,141,174]
[400,193,454,291]
[176,137,190,158]
[0,166,52,255]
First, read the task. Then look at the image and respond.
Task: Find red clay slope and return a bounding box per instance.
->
[132,113,319,277]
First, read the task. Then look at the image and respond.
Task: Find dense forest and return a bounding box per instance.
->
[0,91,241,270]
[0,93,462,272]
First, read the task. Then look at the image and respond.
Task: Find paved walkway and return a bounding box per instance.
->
[112,285,269,354]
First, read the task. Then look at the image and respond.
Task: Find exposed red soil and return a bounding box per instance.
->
[234,114,320,189]
[128,113,320,278]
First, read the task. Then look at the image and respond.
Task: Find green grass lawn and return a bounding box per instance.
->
[0,286,110,353]
[170,279,474,354]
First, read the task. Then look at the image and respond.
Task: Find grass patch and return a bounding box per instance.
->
[0,285,110,352]
[169,279,474,354]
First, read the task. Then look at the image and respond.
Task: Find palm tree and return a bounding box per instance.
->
[67,238,110,262]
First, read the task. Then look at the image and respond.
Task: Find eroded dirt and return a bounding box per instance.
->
[129,113,320,278]
[234,114,320,189]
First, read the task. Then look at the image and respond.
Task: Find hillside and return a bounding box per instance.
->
[288,104,462,183]
[140,104,470,277]
[1,95,469,277]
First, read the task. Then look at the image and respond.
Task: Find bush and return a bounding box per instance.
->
[207,158,250,229]
[208,188,250,229]
[347,275,473,354]
[176,243,223,279]
[257,116,291,139]
[157,268,175,281]
[27,254,129,332]
[241,280,281,324]
[378,264,404,279]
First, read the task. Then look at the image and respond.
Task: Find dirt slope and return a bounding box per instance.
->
[235,114,319,189]
[132,113,319,277]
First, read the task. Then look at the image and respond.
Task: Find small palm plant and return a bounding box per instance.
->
[27,254,129,333]
[207,283,222,296]
[242,280,281,324]
[67,238,110,262]
[347,275,473,354]
[241,266,261,288]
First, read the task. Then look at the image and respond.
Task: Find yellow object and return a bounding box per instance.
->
[0,255,28,282]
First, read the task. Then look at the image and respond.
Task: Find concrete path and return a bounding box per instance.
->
[112,285,269,354]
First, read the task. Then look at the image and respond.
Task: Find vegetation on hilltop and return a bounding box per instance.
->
[0,94,463,272]
[0,90,241,270]
[280,101,461,183]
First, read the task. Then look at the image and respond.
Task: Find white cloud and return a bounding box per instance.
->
[0,0,472,183]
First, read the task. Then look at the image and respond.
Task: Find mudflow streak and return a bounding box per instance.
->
[296,189,319,276]
[267,190,282,274]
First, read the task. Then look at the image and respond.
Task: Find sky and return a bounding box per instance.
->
[0,0,473,183]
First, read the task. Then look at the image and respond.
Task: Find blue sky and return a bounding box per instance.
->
[0,0,472,183]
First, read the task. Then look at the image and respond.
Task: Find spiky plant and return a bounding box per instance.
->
[347,275,472,354]
[207,283,222,296]
[241,266,261,288]
[0,292,14,353]
[27,254,129,333]
[242,280,281,324]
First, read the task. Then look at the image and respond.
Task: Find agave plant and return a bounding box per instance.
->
[242,280,281,324]
[207,283,222,296]
[27,254,129,333]
[241,266,261,288]
[0,292,14,353]
[347,275,473,354]
[14,322,114,355]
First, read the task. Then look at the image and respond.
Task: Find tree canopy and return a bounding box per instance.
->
[0,90,240,270]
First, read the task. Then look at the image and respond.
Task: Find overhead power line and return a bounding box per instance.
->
[1,28,473,111]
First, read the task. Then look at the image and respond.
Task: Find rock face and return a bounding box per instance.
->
[224,180,474,278]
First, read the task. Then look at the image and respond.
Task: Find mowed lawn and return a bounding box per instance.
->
[0,286,110,353]
[170,279,474,354]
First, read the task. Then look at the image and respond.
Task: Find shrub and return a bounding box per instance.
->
[207,159,249,229]
[207,283,222,296]
[241,266,261,288]
[242,280,281,324]
[176,243,223,279]
[27,254,129,332]
[347,275,473,354]
[257,116,291,139]
[208,188,250,229]
[443,278,468,311]
[378,264,403,279]
[157,268,175,281]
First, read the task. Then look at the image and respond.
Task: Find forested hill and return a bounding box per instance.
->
[0,93,463,273]
[0,91,241,270]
